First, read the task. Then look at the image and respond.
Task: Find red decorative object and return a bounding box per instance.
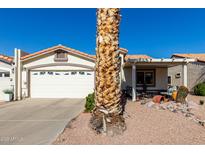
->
[153,95,164,104]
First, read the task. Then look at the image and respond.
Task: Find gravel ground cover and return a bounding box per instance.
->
[187,95,205,120]
[54,95,205,145]
[0,101,6,106]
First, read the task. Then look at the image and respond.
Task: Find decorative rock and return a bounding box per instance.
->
[141,98,205,129]
[153,95,164,104]
[187,101,199,109]
[146,101,155,108]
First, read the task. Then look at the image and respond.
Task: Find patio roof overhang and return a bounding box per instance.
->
[125,58,196,67]
[126,58,196,102]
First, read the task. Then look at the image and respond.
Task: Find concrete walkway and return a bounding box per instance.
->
[0,98,85,145]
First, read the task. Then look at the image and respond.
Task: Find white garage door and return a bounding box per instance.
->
[30,70,94,98]
[0,72,11,100]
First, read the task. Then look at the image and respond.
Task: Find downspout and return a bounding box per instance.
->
[17,49,22,100]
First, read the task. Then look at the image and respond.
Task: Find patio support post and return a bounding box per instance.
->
[132,64,136,102]
[182,62,188,87]
[13,48,18,101]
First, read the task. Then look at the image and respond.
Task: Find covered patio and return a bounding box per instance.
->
[122,58,195,101]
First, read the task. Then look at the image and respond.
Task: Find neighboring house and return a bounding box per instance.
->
[12,44,194,102]
[0,54,13,100]
[168,54,205,92]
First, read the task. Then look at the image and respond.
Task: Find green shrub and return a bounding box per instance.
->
[200,100,204,105]
[176,86,189,103]
[85,92,95,112]
[194,83,205,96]
[3,89,13,95]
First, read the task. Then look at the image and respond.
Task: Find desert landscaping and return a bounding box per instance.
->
[54,94,205,144]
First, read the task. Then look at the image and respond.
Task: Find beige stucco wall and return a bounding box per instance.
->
[0,61,13,100]
[23,52,95,68]
[168,62,205,91]
[168,65,183,87]
[122,66,168,91]
[188,62,205,90]
[0,61,11,71]
[32,65,92,71]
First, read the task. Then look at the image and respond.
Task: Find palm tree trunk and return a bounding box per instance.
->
[90,8,126,136]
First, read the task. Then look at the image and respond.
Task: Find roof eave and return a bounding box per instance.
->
[127,58,196,63]
[21,45,96,62]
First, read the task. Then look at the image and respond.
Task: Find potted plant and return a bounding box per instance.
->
[3,89,13,102]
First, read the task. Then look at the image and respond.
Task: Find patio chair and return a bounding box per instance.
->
[160,85,178,98]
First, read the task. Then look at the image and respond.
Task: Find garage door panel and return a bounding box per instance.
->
[30,71,94,98]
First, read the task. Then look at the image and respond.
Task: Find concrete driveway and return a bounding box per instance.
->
[0,98,85,145]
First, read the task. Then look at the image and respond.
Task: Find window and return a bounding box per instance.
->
[4,72,10,77]
[0,72,10,77]
[54,50,68,62]
[168,76,171,85]
[64,73,69,75]
[71,71,77,75]
[87,72,92,75]
[56,52,66,58]
[175,73,181,78]
[144,72,154,84]
[136,72,144,84]
[40,72,46,75]
[48,72,54,75]
[55,72,60,75]
[33,72,38,75]
[79,71,85,75]
[136,70,155,86]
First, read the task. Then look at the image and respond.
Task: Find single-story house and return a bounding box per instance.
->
[168,53,205,92]
[0,54,13,100]
[9,44,195,102]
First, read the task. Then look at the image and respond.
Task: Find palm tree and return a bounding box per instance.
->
[90,8,126,136]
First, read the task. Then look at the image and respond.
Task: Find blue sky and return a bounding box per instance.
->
[0,8,205,58]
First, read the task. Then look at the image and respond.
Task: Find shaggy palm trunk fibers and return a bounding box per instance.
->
[90,8,126,136]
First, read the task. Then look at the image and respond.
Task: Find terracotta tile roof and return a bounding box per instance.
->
[119,47,128,54]
[21,45,96,61]
[172,53,205,63]
[0,54,13,63]
[90,55,96,58]
[125,54,152,60]
[89,54,151,61]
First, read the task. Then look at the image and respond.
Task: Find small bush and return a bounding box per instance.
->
[194,83,205,96]
[200,100,204,105]
[3,89,13,95]
[85,92,95,112]
[176,86,189,103]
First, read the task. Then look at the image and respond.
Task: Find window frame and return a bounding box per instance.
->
[71,71,77,75]
[168,75,172,85]
[40,71,46,75]
[79,71,85,75]
[136,69,156,87]
[54,50,68,62]
[4,72,10,77]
